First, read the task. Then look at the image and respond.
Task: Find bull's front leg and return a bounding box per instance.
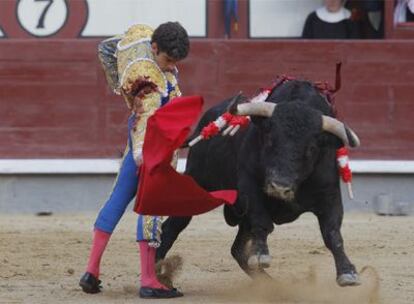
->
[231,221,272,279]
[316,192,360,287]
[156,216,192,262]
[237,186,274,271]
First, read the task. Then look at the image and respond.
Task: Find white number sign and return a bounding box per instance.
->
[17,0,68,37]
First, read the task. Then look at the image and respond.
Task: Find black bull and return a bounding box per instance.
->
[156,80,361,286]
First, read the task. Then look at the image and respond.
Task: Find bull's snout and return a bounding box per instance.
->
[265,182,295,201]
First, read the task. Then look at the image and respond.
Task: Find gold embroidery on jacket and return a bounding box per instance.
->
[165,71,181,99]
[170,83,182,99]
[123,59,168,162]
[142,215,163,244]
[165,71,177,87]
[118,24,153,49]
[120,60,167,97]
[117,44,153,83]
[131,91,161,162]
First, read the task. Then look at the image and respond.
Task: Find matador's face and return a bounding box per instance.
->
[151,42,179,73]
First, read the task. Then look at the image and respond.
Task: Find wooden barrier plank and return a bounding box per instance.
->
[0,40,413,159]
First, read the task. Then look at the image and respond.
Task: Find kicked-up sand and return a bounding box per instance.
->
[0,210,413,304]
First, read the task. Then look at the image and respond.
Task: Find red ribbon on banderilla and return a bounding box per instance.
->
[188,89,272,147]
[336,147,354,200]
[188,112,250,146]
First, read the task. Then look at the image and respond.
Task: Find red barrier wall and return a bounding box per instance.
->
[0,39,413,159]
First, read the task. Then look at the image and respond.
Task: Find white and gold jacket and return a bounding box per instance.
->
[98,24,181,163]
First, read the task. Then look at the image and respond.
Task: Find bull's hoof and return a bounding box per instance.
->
[247,254,272,269]
[337,272,361,287]
[259,254,272,268]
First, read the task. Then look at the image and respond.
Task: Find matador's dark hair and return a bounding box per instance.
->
[151,22,190,60]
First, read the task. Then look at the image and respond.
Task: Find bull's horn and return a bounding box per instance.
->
[322,116,360,148]
[236,102,276,117]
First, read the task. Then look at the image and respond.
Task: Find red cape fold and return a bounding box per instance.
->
[134,96,237,216]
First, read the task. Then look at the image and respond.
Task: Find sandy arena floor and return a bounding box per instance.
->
[0,210,413,304]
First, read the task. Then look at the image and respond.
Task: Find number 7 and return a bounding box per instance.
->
[35,0,54,29]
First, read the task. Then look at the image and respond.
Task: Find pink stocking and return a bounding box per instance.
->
[138,241,168,290]
[85,229,111,278]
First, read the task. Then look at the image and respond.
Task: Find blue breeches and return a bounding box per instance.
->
[94,115,162,244]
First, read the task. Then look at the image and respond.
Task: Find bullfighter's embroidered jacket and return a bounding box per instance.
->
[98,24,181,164]
[97,24,181,246]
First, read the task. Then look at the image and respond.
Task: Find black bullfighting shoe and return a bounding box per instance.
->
[139,287,184,299]
[79,272,102,294]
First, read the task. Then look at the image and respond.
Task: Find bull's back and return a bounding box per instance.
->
[185,99,243,191]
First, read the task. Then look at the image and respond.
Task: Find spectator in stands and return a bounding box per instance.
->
[302,0,361,39]
[394,0,414,24]
[346,0,384,39]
